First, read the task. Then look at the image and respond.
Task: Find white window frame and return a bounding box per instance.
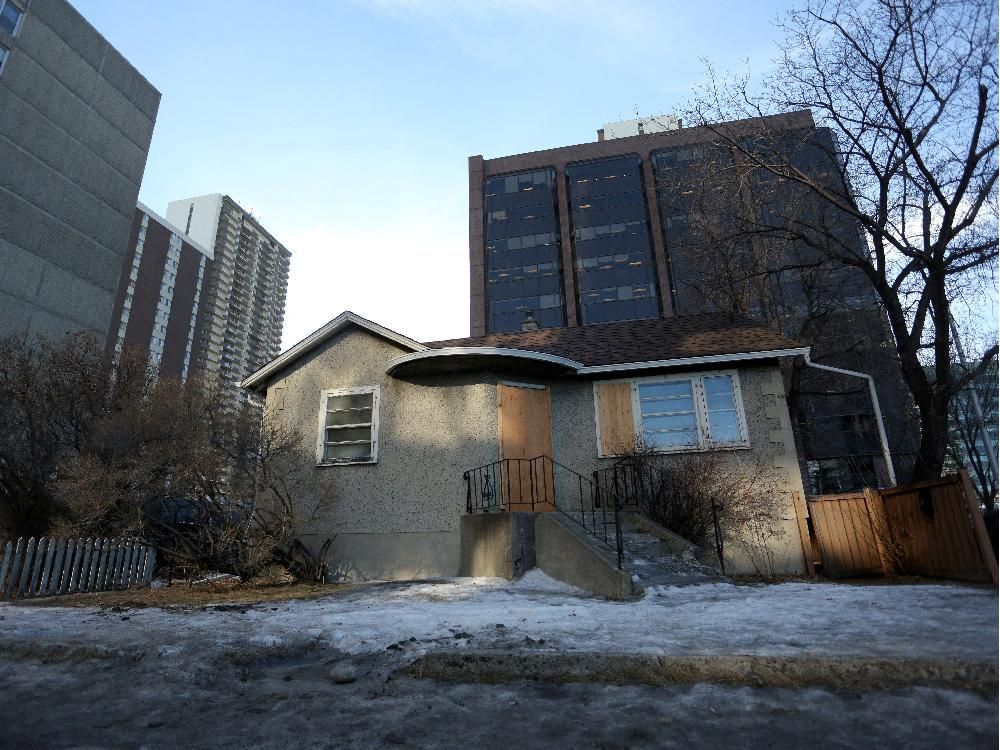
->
[316,385,380,466]
[631,370,749,453]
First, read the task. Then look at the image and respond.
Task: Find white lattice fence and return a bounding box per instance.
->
[0,537,155,600]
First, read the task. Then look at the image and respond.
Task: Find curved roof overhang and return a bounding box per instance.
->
[385,347,584,378]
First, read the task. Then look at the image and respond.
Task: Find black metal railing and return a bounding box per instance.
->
[464,456,624,568]
[593,457,726,574]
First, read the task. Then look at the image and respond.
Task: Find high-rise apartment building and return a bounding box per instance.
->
[468,111,917,489]
[165,194,291,405]
[108,204,211,380]
[0,0,159,340]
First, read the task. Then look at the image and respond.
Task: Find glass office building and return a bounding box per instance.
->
[566,156,659,325]
[483,168,566,333]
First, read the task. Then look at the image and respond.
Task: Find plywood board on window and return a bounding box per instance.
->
[596,381,634,456]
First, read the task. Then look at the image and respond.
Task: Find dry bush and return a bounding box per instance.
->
[612,438,788,577]
[53,383,332,581]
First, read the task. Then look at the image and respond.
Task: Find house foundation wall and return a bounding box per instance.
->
[307,531,461,582]
[459,513,536,578]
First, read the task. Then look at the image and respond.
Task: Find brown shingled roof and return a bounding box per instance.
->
[425,313,803,368]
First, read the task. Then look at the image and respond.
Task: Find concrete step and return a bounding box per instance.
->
[619,526,729,587]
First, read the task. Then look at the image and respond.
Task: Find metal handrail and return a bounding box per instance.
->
[464,456,625,568]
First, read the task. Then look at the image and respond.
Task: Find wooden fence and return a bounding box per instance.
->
[806,472,998,584]
[0,537,155,600]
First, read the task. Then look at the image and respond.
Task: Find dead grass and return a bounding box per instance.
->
[10,581,360,609]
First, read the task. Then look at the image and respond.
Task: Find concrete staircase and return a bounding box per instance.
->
[618,514,729,589]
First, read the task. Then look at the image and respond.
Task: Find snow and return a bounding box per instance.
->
[0,575,995,748]
[0,574,995,664]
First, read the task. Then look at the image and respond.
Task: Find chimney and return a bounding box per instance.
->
[520,311,540,332]
[597,128,605,142]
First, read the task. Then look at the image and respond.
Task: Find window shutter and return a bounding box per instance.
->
[596,381,634,456]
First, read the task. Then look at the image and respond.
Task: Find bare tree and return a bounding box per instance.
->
[0,332,111,538]
[685,0,998,481]
[0,331,330,578]
[55,378,331,579]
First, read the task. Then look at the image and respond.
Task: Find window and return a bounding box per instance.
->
[596,370,749,456]
[317,386,380,464]
[0,42,8,71]
[635,372,747,450]
[0,1,22,35]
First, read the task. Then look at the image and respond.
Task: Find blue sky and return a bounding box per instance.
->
[73,0,800,348]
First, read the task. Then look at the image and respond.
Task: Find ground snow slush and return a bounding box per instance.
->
[0,574,996,748]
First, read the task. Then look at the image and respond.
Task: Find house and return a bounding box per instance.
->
[241,311,813,588]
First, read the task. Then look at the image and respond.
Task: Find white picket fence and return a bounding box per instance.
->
[0,537,155,600]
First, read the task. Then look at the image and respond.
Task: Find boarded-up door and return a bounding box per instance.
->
[498,383,554,511]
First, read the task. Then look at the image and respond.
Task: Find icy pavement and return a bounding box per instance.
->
[1,572,995,662]
[0,574,996,749]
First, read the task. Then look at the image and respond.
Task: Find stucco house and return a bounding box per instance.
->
[241,311,813,589]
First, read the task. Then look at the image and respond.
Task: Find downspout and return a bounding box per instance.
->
[801,353,897,487]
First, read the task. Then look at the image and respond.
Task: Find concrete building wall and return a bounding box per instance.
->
[171,194,291,408]
[264,327,500,581]
[107,205,210,379]
[469,111,815,337]
[0,0,159,340]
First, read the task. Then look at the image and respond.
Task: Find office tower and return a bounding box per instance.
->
[109,204,211,380]
[0,0,159,340]
[165,194,290,405]
[942,360,998,502]
[468,111,917,489]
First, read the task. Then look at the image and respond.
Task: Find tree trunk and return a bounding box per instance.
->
[910,393,951,482]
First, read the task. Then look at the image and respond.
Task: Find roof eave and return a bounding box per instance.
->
[385,346,585,376]
[241,312,428,391]
[574,347,810,375]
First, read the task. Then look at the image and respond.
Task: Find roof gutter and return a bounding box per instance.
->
[576,347,810,375]
[801,353,897,486]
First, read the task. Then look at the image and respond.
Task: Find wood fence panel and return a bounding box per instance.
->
[39,539,58,595]
[0,537,156,600]
[95,538,110,589]
[807,493,886,578]
[17,538,37,597]
[880,474,995,583]
[790,492,815,576]
[61,540,77,594]
[51,540,67,595]
[808,474,997,584]
[142,549,156,583]
[5,538,24,598]
[0,541,11,597]
[75,539,93,594]
[27,538,47,597]
[68,541,83,593]
[961,472,1000,584]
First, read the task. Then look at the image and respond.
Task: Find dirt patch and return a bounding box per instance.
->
[408,651,999,695]
[8,581,365,609]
